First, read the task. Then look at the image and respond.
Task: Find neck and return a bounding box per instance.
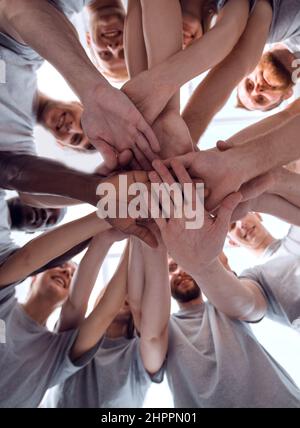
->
[250,234,276,258]
[36,93,51,126]
[105,319,129,339]
[178,296,203,311]
[22,294,57,326]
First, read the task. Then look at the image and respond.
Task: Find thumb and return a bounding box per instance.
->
[215,192,242,233]
[161,152,195,169]
[216,140,233,152]
[94,141,119,170]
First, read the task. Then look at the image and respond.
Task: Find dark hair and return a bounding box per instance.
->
[125,313,135,340]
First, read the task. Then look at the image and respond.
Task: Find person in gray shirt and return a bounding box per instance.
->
[148,160,300,408]
[0,214,128,407]
[45,232,168,408]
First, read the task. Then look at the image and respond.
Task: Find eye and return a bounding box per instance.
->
[85,143,96,152]
[70,134,83,146]
[256,95,266,105]
[246,79,254,92]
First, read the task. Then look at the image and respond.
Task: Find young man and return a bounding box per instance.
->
[148,160,300,407]
[229,212,300,260]
[0,0,159,170]
[86,0,128,83]
[0,211,134,407]
[44,233,168,408]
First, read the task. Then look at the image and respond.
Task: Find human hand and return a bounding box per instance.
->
[98,170,157,248]
[81,83,160,170]
[149,160,241,275]
[122,69,175,126]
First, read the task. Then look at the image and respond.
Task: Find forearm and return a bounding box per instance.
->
[125,0,148,78]
[2,0,107,99]
[18,193,81,208]
[0,152,101,206]
[0,213,110,287]
[58,234,115,332]
[183,1,271,144]
[268,167,300,208]
[127,237,145,330]
[71,242,129,360]
[150,0,249,94]
[193,260,266,321]
[253,194,300,227]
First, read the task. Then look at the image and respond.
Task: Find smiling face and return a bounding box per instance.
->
[228,213,271,250]
[168,258,201,303]
[87,5,128,82]
[31,263,76,306]
[8,197,66,232]
[237,51,294,111]
[40,100,96,152]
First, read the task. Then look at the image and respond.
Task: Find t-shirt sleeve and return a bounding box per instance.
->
[240,266,290,325]
[135,339,165,384]
[45,329,102,387]
[47,0,89,16]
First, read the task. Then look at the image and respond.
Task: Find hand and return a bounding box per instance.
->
[149,160,241,275]
[163,149,246,212]
[98,170,158,248]
[152,109,195,160]
[122,70,174,126]
[81,83,160,170]
[97,229,128,246]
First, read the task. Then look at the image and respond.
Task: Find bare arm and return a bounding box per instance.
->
[70,242,130,361]
[183,0,273,143]
[18,193,81,209]
[139,238,170,374]
[127,237,145,329]
[193,260,267,322]
[57,230,124,332]
[0,213,110,287]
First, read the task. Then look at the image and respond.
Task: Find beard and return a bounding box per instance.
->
[259,52,293,90]
[171,275,201,303]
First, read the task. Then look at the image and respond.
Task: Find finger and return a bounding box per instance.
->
[141,184,167,232]
[137,119,161,153]
[118,149,133,167]
[216,140,233,152]
[149,171,175,219]
[162,153,195,169]
[132,144,152,170]
[240,173,275,201]
[130,157,141,170]
[135,131,159,163]
[215,192,242,234]
[96,141,119,170]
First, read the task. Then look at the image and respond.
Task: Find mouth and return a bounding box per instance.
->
[51,275,66,289]
[56,112,66,132]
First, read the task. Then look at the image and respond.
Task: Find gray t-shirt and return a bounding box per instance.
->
[263,226,300,260]
[167,294,300,407]
[0,0,90,155]
[267,0,300,49]
[45,335,163,408]
[241,255,300,328]
[0,283,98,408]
[0,190,18,264]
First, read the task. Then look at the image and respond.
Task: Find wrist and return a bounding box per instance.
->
[191,258,220,282]
[76,70,111,105]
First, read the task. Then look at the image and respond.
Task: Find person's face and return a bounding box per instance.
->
[228,213,269,250]
[41,100,95,152]
[9,201,65,232]
[237,52,294,111]
[169,258,200,303]
[87,9,127,81]
[31,263,76,305]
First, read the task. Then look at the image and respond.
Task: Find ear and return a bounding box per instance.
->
[86,31,91,47]
[228,238,240,248]
[283,87,294,100]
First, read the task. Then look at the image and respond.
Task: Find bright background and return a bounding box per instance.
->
[7,4,300,407]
